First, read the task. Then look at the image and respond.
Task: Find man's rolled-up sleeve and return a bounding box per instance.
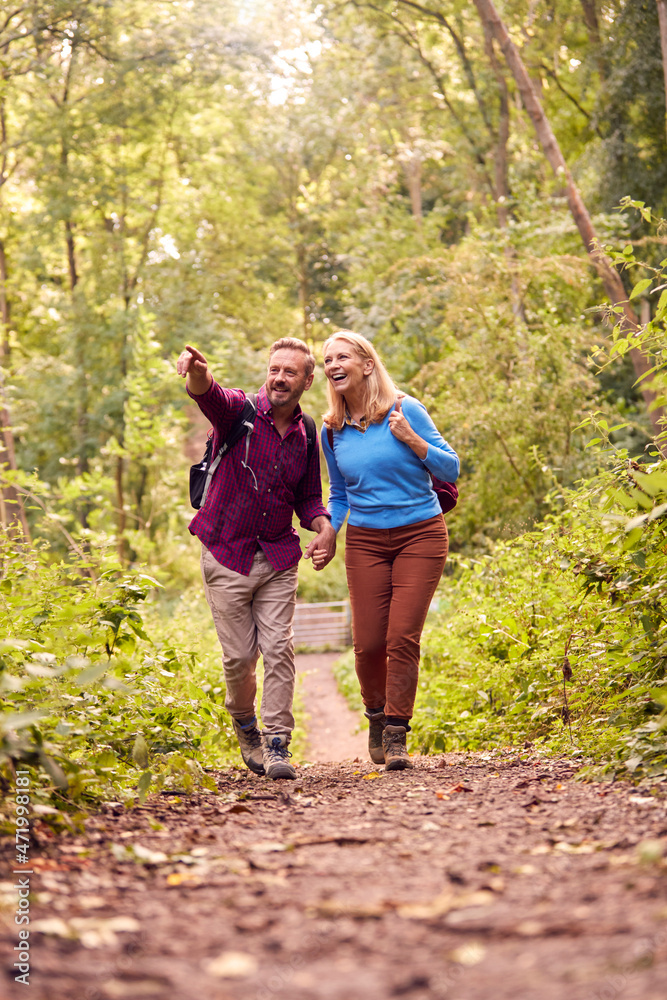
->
[187,380,245,438]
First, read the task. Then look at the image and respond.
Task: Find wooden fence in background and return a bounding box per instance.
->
[293,601,352,650]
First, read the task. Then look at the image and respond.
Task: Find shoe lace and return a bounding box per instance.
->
[384,731,407,755]
[268,736,292,761]
[238,719,262,749]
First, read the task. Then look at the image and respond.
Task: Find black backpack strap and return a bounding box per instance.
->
[302,412,317,465]
[199,393,257,508]
[217,393,256,459]
[326,426,334,451]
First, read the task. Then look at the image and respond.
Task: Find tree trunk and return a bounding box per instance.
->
[580,0,608,80]
[473,0,665,440]
[657,1,667,140]
[0,81,30,538]
[0,238,30,539]
[115,454,126,563]
[297,241,310,341]
[65,218,78,290]
[62,169,89,480]
[402,153,423,225]
[60,95,90,488]
[481,17,526,323]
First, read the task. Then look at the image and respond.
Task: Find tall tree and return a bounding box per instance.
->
[657,0,667,138]
[472,0,664,440]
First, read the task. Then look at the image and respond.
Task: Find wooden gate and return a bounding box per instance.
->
[293,601,352,650]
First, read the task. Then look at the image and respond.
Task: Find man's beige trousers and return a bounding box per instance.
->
[200,545,298,736]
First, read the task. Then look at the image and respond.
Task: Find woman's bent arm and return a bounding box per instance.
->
[401,396,460,481]
[321,426,350,532]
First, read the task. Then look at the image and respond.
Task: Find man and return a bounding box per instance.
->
[177,338,336,780]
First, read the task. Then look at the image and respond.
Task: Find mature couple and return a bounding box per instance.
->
[176,332,459,779]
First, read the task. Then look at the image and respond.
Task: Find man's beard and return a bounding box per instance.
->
[267,382,303,408]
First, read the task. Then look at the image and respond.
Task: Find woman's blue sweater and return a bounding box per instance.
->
[321,395,459,532]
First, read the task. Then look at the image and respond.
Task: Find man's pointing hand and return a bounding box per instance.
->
[177,344,212,394]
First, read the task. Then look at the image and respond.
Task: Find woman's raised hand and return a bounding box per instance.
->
[388,397,412,443]
[388,397,428,460]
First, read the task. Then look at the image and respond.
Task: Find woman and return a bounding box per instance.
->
[317,331,459,770]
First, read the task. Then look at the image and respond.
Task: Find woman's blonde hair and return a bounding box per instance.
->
[322,330,399,430]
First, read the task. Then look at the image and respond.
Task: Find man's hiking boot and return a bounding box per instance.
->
[262,734,296,780]
[364,709,386,765]
[382,725,413,771]
[232,716,265,775]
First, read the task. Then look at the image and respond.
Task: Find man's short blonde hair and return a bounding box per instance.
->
[269,337,316,378]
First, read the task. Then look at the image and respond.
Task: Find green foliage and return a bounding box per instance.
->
[583,2,667,224]
[0,489,240,827]
[594,201,667,444]
[411,454,667,779]
[350,220,623,548]
[331,648,363,715]
[2,0,661,570]
[2,0,667,800]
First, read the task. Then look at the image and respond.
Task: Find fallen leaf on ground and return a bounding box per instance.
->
[167,872,204,886]
[31,857,88,872]
[397,889,495,920]
[102,979,170,998]
[448,942,487,966]
[31,915,140,948]
[515,920,544,937]
[204,950,258,978]
[309,899,387,919]
[248,840,287,853]
[553,841,596,854]
[290,834,374,847]
[132,844,169,864]
[29,918,70,937]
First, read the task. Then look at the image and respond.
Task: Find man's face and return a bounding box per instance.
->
[265,349,314,411]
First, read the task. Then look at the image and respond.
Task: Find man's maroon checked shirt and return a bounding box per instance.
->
[188,381,330,576]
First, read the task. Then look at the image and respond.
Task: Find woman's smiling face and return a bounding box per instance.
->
[323,338,374,397]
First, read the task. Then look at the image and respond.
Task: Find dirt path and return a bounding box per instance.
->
[296,652,367,763]
[2,659,667,1000]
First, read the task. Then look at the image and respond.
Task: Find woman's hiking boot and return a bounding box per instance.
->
[262,734,296,780]
[382,725,413,771]
[232,716,265,775]
[364,709,386,764]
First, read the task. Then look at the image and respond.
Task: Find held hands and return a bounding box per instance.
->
[304,519,337,571]
[176,344,212,394]
[388,397,428,460]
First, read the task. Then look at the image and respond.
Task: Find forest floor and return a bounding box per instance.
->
[2,653,667,1000]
